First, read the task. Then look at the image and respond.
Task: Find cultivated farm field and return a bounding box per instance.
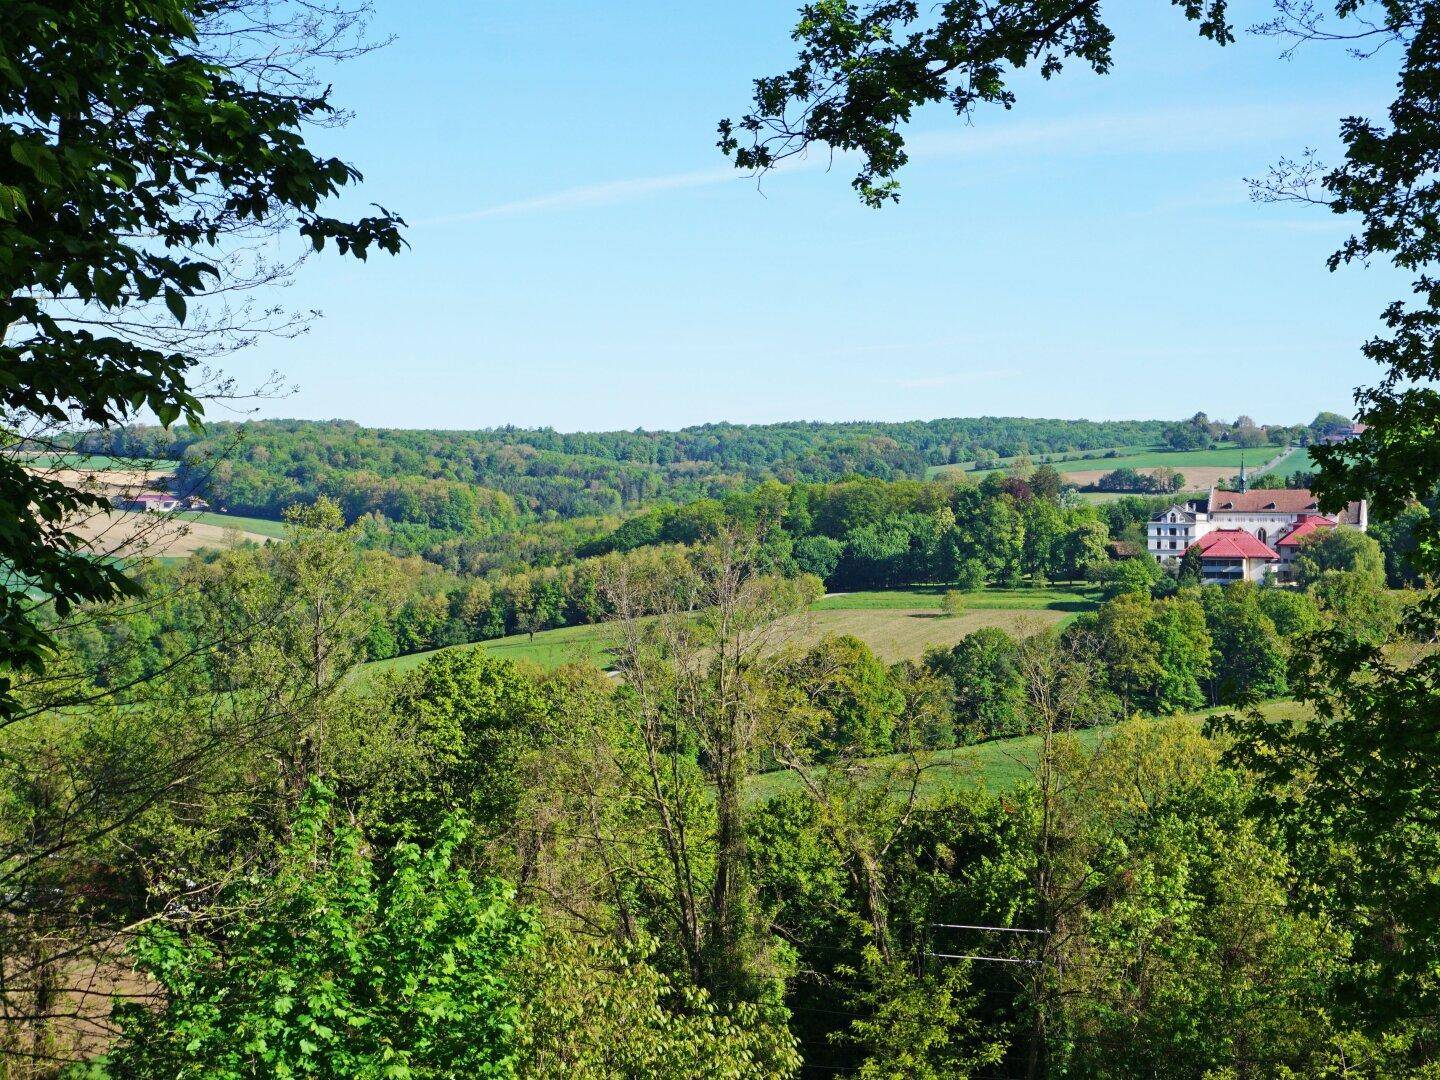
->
[66,509,278,559]
[24,456,286,557]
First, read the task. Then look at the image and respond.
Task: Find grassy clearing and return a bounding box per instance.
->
[178,511,289,539]
[779,606,1075,663]
[22,453,174,472]
[1258,445,1315,477]
[1050,446,1261,471]
[814,585,1097,612]
[926,444,1155,478]
[749,700,1309,801]
[363,621,627,678]
[933,445,1293,485]
[362,586,1100,680]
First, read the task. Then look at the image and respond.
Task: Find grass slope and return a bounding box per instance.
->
[23,453,174,472]
[1048,446,1262,472]
[1258,445,1316,477]
[178,511,289,539]
[814,585,1097,611]
[364,621,627,678]
[362,586,1101,678]
[926,444,1156,478]
[932,444,1293,484]
[749,699,1308,801]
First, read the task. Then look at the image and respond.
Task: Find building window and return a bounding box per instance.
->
[1257,527,1267,543]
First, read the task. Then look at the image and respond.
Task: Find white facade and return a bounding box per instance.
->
[1146,502,1206,563]
[1204,556,1271,585]
[1147,489,1367,571]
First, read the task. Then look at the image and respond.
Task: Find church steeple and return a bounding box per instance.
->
[1238,455,1248,493]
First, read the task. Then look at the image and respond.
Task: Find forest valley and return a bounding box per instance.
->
[7,0,1440,1075]
[5,455,1437,1077]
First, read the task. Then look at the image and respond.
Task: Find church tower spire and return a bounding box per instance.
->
[1238,455,1248,493]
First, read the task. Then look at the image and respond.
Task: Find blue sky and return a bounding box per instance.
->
[224,0,1405,431]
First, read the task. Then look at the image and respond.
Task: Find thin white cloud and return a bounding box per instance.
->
[418,167,745,225]
[422,100,1361,225]
[895,368,1020,389]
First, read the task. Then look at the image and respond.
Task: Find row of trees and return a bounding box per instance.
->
[586,475,1112,590]
[1162,411,1346,451]
[1088,466,1186,494]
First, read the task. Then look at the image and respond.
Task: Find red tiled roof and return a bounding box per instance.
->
[1207,488,1365,525]
[1276,515,1337,547]
[1208,489,1321,513]
[1189,529,1279,560]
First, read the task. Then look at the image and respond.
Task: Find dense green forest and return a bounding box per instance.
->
[79,415,1220,522]
[13,487,1433,1077]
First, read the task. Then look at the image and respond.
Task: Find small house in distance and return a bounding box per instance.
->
[1319,421,1368,444]
[115,489,180,513]
[1147,486,1366,585]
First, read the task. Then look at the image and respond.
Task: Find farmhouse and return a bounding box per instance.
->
[116,489,180,513]
[1147,487,1366,585]
[1320,421,1368,444]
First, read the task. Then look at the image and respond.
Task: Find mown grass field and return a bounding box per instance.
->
[1263,445,1316,476]
[362,585,1102,678]
[813,585,1097,611]
[931,444,1294,487]
[748,699,1309,801]
[925,444,1155,478]
[364,621,628,678]
[1049,446,1264,472]
[178,510,289,539]
[22,453,174,472]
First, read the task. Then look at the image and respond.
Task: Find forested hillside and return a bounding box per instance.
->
[59,413,1341,580]
[12,0,1440,1074]
[80,415,1273,524]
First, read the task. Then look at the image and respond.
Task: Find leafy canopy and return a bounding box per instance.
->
[720,0,1231,206]
[0,1,403,718]
[95,783,534,1079]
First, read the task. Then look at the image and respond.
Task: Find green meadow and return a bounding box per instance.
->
[177,511,290,539]
[748,699,1309,800]
[362,585,1103,678]
[931,443,1295,481]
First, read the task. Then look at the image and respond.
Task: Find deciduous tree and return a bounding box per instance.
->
[0,1,403,720]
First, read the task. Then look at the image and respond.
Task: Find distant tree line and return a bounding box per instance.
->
[1162,410,1351,452]
[75,416,1200,522]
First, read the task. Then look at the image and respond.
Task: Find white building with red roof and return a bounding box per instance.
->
[1147,485,1366,584]
[1188,529,1282,584]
